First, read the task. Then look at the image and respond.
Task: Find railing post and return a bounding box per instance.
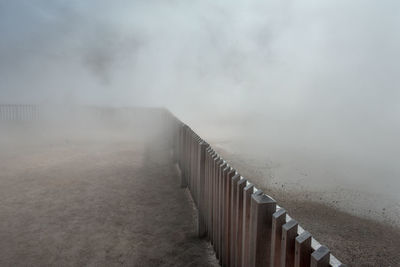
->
[189,132,193,193]
[180,126,188,188]
[220,165,230,264]
[204,148,210,238]
[212,155,220,248]
[235,178,247,267]
[213,158,221,255]
[220,163,227,263]
[241,184,254,267]
[311,246,330,267]
[281,219,298,267]
[248,194,276,267]
[208,151,217,242]
[195,136,200,203]
[188,130,192,190]
[230,173,241,266]
[295,231,312,267]
[223,168,236,266]
[198,141,209,237]
[216,159,225,260]
[191,135,196,201]
[271,208,286,267]
[178,124,183,165]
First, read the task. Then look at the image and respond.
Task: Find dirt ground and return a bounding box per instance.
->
[0,122,219,266]
[2,113,400,267]
[280,198,400,267]
[214,146,400,267]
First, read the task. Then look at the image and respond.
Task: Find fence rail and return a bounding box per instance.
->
[168,113,346,267]
[0,104,39,121]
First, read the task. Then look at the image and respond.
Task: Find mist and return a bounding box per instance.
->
[1,0,400,223]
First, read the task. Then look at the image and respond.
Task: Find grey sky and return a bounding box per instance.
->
[1,0,398,108]
[1,0,399,158]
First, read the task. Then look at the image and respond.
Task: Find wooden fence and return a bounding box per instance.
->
[169,114,346,267]
[0,104,39,121]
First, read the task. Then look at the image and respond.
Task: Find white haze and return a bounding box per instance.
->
[1,1,400,222]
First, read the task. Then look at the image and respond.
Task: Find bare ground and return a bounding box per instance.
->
[277,195,400,266]
[0,131,218,266]
[214,146,400,267]
[2,118,400,267]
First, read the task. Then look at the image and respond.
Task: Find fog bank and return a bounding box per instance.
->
[1,1,400,222]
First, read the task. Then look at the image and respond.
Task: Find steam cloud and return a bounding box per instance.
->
[1,0,400,214]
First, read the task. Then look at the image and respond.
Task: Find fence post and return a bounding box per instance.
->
[295,231,312,267]
[195,136,201,203]
[180,126,188,188]
[241,184,255,267]
[198,141,209,237]
[235,178,247,267]
[204,148,211,238]
[271,208,286,267]
[178,124,183,165]
[208,151,216,242]
[216,159,225,260]
[188,132,191,189]
[214,156,220,245]
[221,165,230,264]
[210,154,218,245]
[248,194,276,267]
[189,133,193,194]
[230,173,241,266]
[192,136,197,202]
[281,219,298,267]
[213,158,221,255]
[218,163,226,261]
[311,246,330,267]
[223,168,236,266]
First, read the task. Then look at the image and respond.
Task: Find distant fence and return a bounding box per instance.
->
[168,114,346,267]
[0,104,39,121]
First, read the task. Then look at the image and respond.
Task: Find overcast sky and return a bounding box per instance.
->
[1,0,399,161]
[1,0,398,111]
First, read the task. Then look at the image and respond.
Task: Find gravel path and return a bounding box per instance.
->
[0,129,218,266]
